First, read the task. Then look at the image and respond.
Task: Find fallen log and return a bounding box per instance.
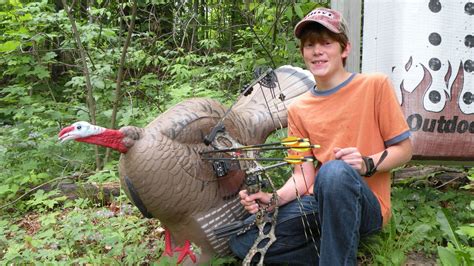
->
[56,181,121,203]
[392,165,470,189]
[37,173,121,205]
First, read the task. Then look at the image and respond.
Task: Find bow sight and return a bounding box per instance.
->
[245,173,270,194]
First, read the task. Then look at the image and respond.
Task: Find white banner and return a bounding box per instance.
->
[362,0,473,159]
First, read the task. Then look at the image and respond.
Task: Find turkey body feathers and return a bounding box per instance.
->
[118,98,246,257]
[120,99,226,220]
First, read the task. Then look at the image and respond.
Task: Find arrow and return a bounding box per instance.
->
[202,155,316,164]
[200,136,317,154]
[248,143,320,152]
[211,144,319,153]
[286,142,321,152]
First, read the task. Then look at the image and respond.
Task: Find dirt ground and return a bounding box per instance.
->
[404,252,437,266]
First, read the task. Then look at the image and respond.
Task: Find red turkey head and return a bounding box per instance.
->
[58,121,128,153]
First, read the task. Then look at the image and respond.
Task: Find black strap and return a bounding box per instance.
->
[375,150,389,169]
[363,150,388,177]
[124,175,153,218]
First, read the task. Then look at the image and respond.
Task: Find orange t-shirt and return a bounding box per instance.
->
[287,72,410,224]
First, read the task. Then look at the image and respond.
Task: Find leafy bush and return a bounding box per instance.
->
[436,202,474,265]
[0,198,162,264]
[360,186,473,264]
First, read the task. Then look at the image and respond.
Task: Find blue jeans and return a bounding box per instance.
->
[229,160,383,265]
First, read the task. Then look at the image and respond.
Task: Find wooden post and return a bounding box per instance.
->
[331,0,362,73]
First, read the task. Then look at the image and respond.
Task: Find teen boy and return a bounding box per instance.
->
[229,7,413,265]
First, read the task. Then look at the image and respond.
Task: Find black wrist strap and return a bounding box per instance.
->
[362,157,374,176]
[363,150,388,177]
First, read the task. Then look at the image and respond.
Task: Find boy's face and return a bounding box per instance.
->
[302,36,350,80]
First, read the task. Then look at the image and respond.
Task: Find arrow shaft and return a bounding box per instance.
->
[204,157,285,162]
[246,162,289,175]
[200,140,314,154]
[203,156,315,164]
[242,145,318,152]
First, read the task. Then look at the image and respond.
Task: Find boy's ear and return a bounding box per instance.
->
[342,42,351,59]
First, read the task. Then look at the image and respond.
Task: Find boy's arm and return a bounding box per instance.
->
[334,138,413,176]
[276,161,316,206]
[239,161,316,214]
[363,138,413,175]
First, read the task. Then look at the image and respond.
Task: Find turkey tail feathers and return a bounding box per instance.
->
[232,65,314,144]
[269,65,315,116]
[234,65,314,114]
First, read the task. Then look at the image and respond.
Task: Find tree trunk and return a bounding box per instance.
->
[105,1,138,165]
[62,0,101,169]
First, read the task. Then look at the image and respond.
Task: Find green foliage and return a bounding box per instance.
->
[25,189,67,212]
[360,186,473,264]
[162,49,257,108]
[87,162,119,183]
[462,168,474,190]
[436,203,474,265]
[0,121,82,205]
[361,215,431,265]
[0,200,167,264]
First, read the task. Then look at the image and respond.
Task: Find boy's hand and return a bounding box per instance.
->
[334,147,366,175]
[238,190,273,214]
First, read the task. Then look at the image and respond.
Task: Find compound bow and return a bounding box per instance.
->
[200,68,321,265]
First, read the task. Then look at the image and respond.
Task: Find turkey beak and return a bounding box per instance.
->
[58,126,75,142]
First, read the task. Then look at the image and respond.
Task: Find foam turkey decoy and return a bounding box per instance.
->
[58,65,314,264]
